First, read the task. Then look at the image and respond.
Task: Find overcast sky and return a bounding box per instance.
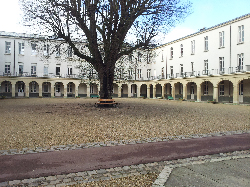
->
[0,0,249,44]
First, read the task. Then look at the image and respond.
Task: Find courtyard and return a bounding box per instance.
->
[0,98,249,151]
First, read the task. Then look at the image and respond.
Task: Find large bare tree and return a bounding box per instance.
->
[20,0,191,99]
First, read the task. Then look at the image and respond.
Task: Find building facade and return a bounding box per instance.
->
[0,14,250,103]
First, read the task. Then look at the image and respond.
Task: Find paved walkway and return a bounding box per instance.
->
[0,132,250,186]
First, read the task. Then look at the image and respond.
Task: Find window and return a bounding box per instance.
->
[128,69,133,79]
[204,81,208,95]
[67,83,73,93]
[5,63,10,74]
[31,64,37,75]
[170,47,173,59]
[137,69,141,79]
[68,67,73,75]
[180,64,183,77]
[5,41,11,53]
[56,67,60,75]
[44,44,49,56]
[44,66,48,76]
[5,82,11,92]
[191,40,195,54]
[219,57,224,73]
[219,81,224,96]
[180,44,183,57]
[237,53,244,71]
[161,67,164,78]
[19,64,23,75]
[219,31,224,48]
[170,66,173,77]
[68,46,73,57]
[31,43,37,55]
[19,42,25,55]
[204,60,208,75]
[147,69,151,79]
[56,45,60,57]
[238,25,244,43]
[31,82,36,92]
[191,62,194,75]
[204,36,208,51]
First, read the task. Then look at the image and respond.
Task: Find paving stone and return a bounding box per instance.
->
[62,178,72,183]
[74,176,84,181]
[87,170,97,175]
[46,176,57,181]
[0,182,8,187]
[49,180,61,185]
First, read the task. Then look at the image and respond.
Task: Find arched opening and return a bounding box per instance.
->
[29,81,39,97]
[55,82,64,97]
[67,82,75,97]
[140,84,147,98]
[175,82,183,99]
[16,81,25,97]
[42,82,51,97]
[201,81,213,101]
[121,84,128,97]
[150,84,153,98]
[164,83,172,99]
[239,79,250,103]
[218,80,233,103]
[131,84,137,97]
[156,84,162,98]
[78,83,87,97]
[90,83,98,97]
[0,81,12,98]
[187,82,197,100]
[113,83,118,97]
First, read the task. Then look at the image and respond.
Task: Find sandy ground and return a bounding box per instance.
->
[0,98,249,151]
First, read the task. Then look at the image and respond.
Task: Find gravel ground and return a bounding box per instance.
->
[79,173,158,187]
[0,98,249,151]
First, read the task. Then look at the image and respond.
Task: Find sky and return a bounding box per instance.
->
[0,0,250,44]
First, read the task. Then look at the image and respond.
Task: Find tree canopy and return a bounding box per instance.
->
[20,0,192,98]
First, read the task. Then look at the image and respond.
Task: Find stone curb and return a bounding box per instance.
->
[1,130,249,156]
[2,149,250,187]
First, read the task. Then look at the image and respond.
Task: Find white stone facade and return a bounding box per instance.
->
[0,14,250,103]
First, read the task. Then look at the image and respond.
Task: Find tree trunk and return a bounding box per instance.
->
[99,67,114,99]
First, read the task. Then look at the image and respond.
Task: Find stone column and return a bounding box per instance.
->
[197,85,201,102]
[74,82,80,97]
[63,83,68,98]
[51,83,55,98]
[213,86,218,102]
[128,84,131,98]
[147,85,150,98]
[171,83,175,100]
[162,84,166,98]
[25,83,29,98]
[87,84,90,97]
[233,83,239,104]
[153,84,156,98]
[118,84,122,98]
[183,83,187,100]
[137,84,141,98]
[39,83,43,97]
[12,82,15,98]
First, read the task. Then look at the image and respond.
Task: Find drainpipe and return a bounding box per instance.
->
[14,40,16,75]
[230,25,231,70]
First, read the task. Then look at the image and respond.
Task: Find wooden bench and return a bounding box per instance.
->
[95,99,119,107]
